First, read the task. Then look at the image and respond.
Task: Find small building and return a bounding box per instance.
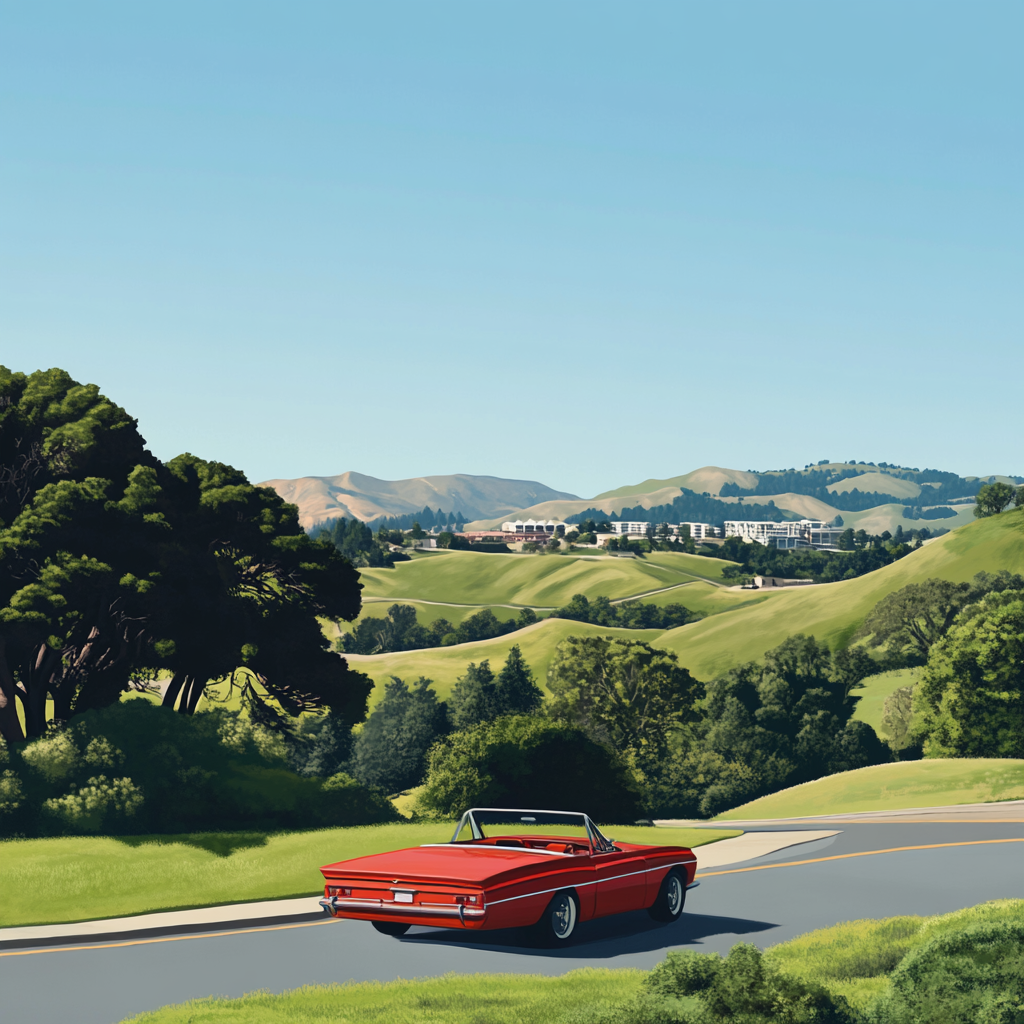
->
[499,519,568,544]
[753,575,816,588]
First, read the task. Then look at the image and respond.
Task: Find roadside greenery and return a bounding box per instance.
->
[0,822,731,929]
[0,700,396,837]
[117,901,1024,1024]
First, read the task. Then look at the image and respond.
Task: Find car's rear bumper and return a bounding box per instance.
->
[319,896,487,929]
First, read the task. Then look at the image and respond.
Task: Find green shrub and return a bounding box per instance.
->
[417,714,643,822]
[873,921,1024,1024]
[596,944,857,1024]
[3,700,397,837]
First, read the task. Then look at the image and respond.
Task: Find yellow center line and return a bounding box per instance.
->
[0,918,334,958]
[696,837,1024,878]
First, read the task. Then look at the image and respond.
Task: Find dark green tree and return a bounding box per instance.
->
[547,636,702,755]
[349,676,449,794]
[974,481,1016,517]
[493,645,544,715]
[448,661,498,730]
[417,715,642,821]
[916,594,1024,758]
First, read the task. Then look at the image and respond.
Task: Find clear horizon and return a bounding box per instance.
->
[3,2,1021,495]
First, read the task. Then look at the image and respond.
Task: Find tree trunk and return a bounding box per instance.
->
[162,671,188,711]
[0,637,25,743]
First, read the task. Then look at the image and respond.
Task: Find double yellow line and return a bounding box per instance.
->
[3,837,1021,958]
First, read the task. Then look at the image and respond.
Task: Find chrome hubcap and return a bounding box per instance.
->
[667,876,682,915]
[551,895,576,938]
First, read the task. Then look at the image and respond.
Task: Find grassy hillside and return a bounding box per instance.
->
[657,508,1024,679]
[594,466,759,500]
[829,472,922,499]
[358,550,736,608]
[346,619,666,704]
[714,758,1024,819]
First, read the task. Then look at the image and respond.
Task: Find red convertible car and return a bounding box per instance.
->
[320,808,698,944]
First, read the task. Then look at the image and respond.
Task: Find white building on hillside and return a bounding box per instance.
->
[679,522,720,541]
[723,519,843,550]
[609,521,650,535]
[608,521,721,540]
[501,519,568,535]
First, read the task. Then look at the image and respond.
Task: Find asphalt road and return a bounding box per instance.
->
[4,822,1022,1024]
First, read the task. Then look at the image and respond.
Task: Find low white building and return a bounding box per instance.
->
[608,521,650,536]
[501,519,568,535]
[723,519,843,551]
[679,522,720,541]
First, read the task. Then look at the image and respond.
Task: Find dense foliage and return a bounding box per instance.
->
[567,489,788,528]
[338,603,536,654]
[0,701,396,837]
[349,676,450,794]
[447,646,545,730]
[698,528,939,584]
[645,635,887,817]
[0,367,370,742]
[551,594,697,630]
[309,517,405,568]
[914,593,1024,758]
[417,714,643,822]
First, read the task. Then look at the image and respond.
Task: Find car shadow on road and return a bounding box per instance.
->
[400,910,777,958]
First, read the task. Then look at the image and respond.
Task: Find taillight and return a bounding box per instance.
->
[454,895,480,904]
[327,886,352,897]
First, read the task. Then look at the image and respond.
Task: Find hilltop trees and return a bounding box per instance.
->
[0,366,370,742]
[973,481,1017,517]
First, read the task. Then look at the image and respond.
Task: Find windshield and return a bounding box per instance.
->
[450,808,616,852]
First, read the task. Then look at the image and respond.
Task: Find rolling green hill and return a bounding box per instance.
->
[358,550,737,608]
[714,758,1024,819]
[594,466,759,500]
[851,667,924,737]
[828,472,921,499]
[657,508,1024,679]
[345,618,666,705]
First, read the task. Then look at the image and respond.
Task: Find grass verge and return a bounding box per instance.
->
[119,900,1024,1022]
[121,968,645,1024]
[714,758,1024,820]
[0,824,738,929]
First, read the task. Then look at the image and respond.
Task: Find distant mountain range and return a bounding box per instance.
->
[258,471,579,529]
[260,463,1022,536]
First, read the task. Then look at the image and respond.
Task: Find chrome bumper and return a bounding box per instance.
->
[319,897,486,921]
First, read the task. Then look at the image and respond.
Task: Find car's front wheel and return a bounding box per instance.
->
[533,891,579,946]
[371,920,410,936]
[648,869,686,922]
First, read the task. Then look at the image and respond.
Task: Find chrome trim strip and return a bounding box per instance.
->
[319,897,485,918]
[485,860,695,907]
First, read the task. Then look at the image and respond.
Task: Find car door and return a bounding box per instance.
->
[591,847,648,917]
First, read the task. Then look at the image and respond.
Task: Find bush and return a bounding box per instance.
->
[1,700,397,836]
[601,944,857,1024]
[417,715,643,822]
[874,921,1024,1024]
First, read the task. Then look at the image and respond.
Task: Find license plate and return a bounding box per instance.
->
[393,891,414,903]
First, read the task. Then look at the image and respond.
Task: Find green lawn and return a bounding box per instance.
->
[657,508,1024,679]
[122,968,646,1024]
[0,824,737,929]
[851,667,924,737]
[120,896,1024,1023]
[358,550,735,608]
[714,758,1024,820]
[347,618,667,704]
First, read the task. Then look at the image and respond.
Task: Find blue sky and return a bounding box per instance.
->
[3,2,1021,498]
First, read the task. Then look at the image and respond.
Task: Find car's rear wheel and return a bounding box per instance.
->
[371,920,410,936]
[533,891,579,946]
[648,869,686,922]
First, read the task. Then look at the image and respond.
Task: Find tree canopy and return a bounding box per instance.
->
[0,367,369,742]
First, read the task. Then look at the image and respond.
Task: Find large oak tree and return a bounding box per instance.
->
[0,367,368,742]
